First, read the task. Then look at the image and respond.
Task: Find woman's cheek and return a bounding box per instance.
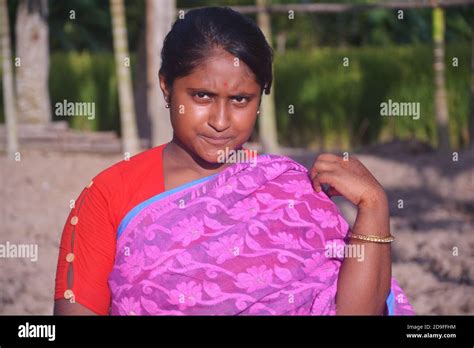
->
[170,103,203,128]
[234,110,258,132]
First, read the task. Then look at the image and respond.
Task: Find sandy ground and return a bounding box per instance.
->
[0,140,473,315]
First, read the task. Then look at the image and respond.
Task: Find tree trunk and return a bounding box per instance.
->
[257,0,280,154]
[433,6,450,151]
[15,0,51,125]
[110,0,140,156]
[146,0,174,147]
[0,0,18,157]
[134,26,151,143]
[469,14,474,149]
[276,31,287,55]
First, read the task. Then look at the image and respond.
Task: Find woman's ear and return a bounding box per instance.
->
[159,73,171,103]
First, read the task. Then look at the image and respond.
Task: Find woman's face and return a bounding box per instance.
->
[160,49,261,164]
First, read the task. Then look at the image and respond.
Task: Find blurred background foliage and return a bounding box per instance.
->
[0,0,472,150]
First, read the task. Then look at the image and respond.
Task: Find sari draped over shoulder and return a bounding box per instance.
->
[108,154,414,315]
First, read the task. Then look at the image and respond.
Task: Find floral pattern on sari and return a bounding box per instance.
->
[108,154,414,315]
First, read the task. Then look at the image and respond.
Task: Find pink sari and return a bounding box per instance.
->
[108,154,414,315]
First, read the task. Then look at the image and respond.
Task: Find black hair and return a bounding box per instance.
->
[159,7,273,95]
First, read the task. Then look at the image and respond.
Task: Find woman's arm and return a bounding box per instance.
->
[54,170,118,316]
[310,154,392,315]
[335,193,391,315]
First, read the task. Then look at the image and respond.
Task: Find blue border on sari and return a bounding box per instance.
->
[116,173,217,239]
[386,289,395,315]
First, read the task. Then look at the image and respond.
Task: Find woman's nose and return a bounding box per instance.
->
[208,100,231,132]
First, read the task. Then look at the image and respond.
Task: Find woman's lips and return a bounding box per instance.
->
[200,135,232,146]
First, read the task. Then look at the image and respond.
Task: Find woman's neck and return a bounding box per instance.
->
[164,137,233,178]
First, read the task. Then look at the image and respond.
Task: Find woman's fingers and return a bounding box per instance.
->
[325,186,342,197]
[311,159,339,193]
[310,172,322,192]
[310,153,343,193]
[315,171,336,185]
[310,153,339,178]
[317,153,340,162]
[313,159,338,173]
[311,170,337,193]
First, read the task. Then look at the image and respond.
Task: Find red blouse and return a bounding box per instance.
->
[54,143,167,314]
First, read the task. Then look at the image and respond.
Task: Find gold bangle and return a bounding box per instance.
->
[347,231,395,243]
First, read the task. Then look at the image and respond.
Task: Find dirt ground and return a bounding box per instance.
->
[1,140,473,315]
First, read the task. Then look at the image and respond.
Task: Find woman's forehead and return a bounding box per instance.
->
[177,53,259,92]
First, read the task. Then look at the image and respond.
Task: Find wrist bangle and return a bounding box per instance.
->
[347,231,395,243]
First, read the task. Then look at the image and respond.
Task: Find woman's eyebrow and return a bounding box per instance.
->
[186,88,256,97]
[230,92,257,98]
[187,88,217,96]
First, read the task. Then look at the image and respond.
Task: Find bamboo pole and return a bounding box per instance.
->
[147,0,175,147]
[433,5,450,151]
[256,0,280,154]
[469,14,474,148]
[0,0,18,158]
[110,0,140,156]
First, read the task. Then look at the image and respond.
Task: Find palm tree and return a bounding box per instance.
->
[146,0,175,147]
[110,0,140,156]
[15,0,51,125]
[433,5,450,151]
[256,0,279,153]
[0,0,18,157]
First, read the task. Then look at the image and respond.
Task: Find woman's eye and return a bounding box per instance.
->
[232,96,249,104]
[194,92,210,100]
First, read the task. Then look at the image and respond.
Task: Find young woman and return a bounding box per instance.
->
[54,7,413,315]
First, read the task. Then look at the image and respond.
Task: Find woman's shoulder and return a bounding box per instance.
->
[86,144,167,230]
[92,143,167,188]
[256,152,309,174]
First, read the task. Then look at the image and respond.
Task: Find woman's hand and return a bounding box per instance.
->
[310,153,387,209]
[310,153,392,315]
